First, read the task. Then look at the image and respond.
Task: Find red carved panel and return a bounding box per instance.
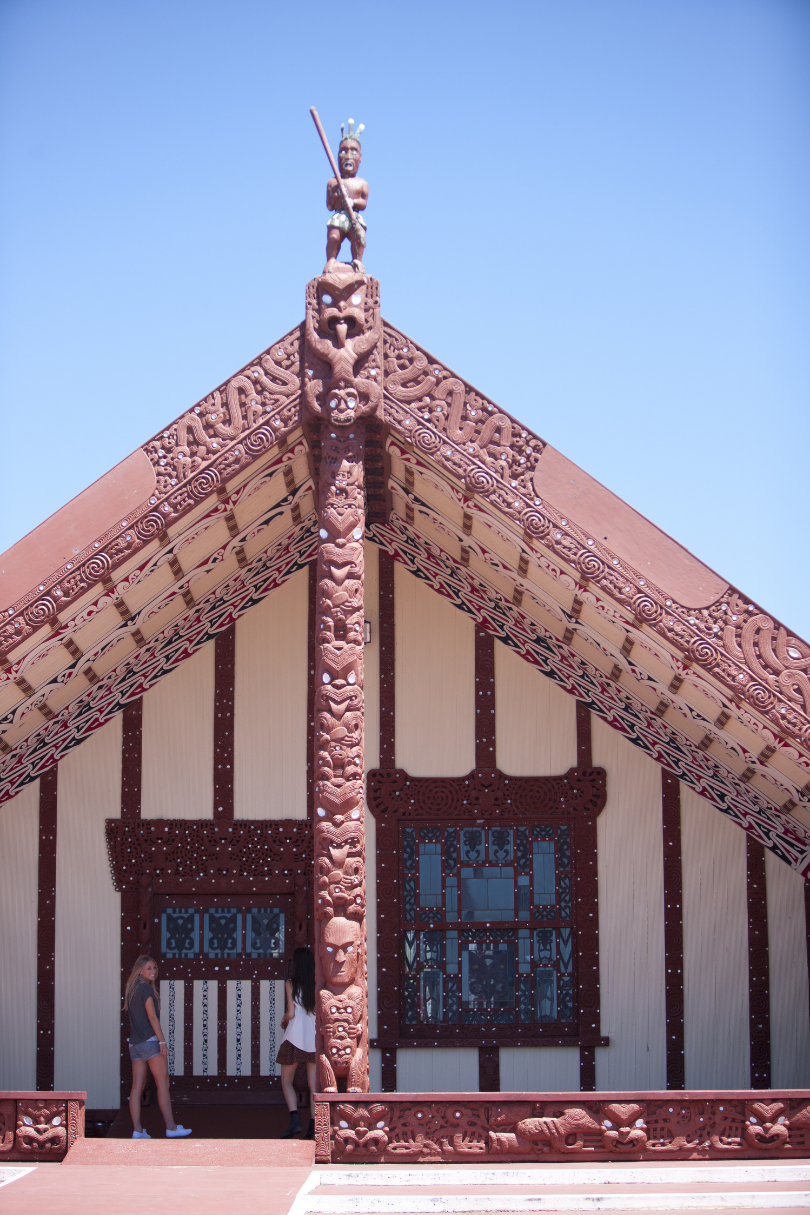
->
[369,765,606,1048]
[105,818,313,892]
[315,1091,810,1163]
[747,838,771,1088]
[0,1096,84,1162]
[120,698,142,821]
[36,767,57,1091]
[213,625,235,821]
[661,770,685,1090]
[475,629,495,768]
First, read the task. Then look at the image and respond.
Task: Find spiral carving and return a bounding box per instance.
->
[189,468,221,499]
[632,593,663,624]
[81,552,112,582]
[746,682,776,713]
[576,550,606,580]
[244,426,273,455]
[135,512,166,540]
[520,508,550,539]
[465,466,497,496]
[25,597,56,625]
[413,426,441,455]
[688,637,720,669]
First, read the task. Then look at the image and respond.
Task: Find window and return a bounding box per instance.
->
[401,823,574,1030]
[161,905,284,960]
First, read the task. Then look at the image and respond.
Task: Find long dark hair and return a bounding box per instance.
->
[290,947,315,1014]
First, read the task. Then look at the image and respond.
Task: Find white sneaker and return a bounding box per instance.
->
[166,1125,192,1137]
[132,1129,151,1139]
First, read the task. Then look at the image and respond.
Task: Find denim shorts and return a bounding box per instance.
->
[129,1037,161,1062]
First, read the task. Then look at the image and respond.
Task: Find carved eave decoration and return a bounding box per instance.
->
[1,314,809,873]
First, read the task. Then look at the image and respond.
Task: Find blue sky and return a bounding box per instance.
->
[1,0,808,637]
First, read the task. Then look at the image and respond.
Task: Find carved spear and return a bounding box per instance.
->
[309,106,366,253]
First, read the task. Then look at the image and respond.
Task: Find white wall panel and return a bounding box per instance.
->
[142,642,214,819]
[395,564,474,776]
[396,1046,479,1092]
[681,784,749,1088]
[234,568,308,819]
[0,780,39,1090]
[495,642,577,775]
[54,715,122,1107]
[765,849,810,1086]
[499,1046,580,1092]
[369,1048,382,1090]
[592,716,666,1090]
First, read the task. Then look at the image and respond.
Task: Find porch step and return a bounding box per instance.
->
[291,1165,810,1213]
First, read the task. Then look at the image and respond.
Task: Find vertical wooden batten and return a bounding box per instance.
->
[661,770,685,1089]
[475,628,499,1092]
[307,559,317,822]
[378,549,396,1092]
[213,625,236,820]
[575,702,597,1093]
[36,766,58,1091]
[378,550,396,769]
[747,837,771,1088]
[119,698,143,1100]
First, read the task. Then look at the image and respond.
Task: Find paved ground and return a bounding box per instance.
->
[1,1154,808,1214]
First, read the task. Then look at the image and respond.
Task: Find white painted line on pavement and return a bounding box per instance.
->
[314,1167,810,1188]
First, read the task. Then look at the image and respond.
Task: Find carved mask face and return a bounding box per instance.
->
[318,278,366,340]
[338,140,361,178]
[322,917,361,986]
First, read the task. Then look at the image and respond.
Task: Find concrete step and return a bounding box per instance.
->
[291,1165,810,1214]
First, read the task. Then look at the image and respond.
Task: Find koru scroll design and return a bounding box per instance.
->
[305,265,382,1092]
[315,1094,810,1163]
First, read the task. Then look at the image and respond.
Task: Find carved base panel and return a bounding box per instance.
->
[0,1093,84,1161]
[313,1090,810,1164]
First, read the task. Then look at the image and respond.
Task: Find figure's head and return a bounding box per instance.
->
[322,916,361,987]
[338,139,361,178]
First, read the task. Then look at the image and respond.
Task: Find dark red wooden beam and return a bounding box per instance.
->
[661,770,685,1090]
[378,550,396,769]
[475,629,496,768]
[213,624,236,820]
[36,766,58,1091]
[747,837,771,1088]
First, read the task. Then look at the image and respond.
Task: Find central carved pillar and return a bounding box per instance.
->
[304,268,381,1092]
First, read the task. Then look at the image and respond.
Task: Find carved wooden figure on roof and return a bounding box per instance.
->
[311,111,368,272]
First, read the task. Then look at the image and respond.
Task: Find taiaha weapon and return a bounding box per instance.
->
[309,106,366,251]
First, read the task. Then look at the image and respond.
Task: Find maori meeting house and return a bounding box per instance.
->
[1,150,810,1166]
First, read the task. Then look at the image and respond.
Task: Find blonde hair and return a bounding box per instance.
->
[123,955,159,1011]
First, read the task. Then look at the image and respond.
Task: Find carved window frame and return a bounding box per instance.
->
[368,766,607,1049]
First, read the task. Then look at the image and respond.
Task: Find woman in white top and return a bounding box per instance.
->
[277,946,317,1139]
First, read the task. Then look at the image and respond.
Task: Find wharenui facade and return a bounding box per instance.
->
[1,120,810,1165]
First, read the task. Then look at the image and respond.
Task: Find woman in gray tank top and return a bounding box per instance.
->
[124,955,192,1139]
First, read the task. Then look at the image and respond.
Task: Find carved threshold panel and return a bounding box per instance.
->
[0,1095,85,1162]
[368,766,607,1050]
[313,1091,810,1164]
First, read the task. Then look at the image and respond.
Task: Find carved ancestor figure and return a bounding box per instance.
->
[325,121,368,271]
[304,244,382,1098]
